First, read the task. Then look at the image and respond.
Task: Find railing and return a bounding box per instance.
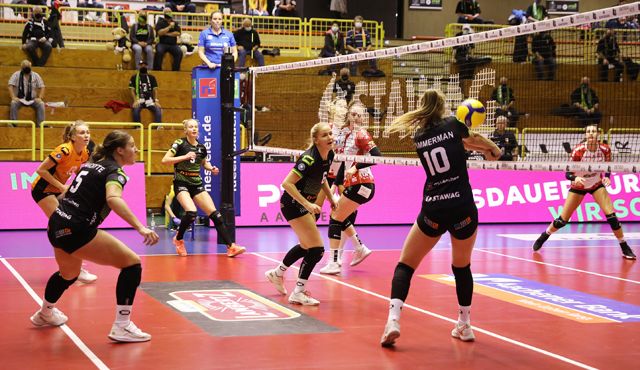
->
[147,122,183,175]
[40,121,143,161]
[520,127,604,160]
[0,120,36,160]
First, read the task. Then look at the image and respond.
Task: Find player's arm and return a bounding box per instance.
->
[161,143,195,165]
[463,131,501,160]
[320,179,337,210]
[36,157,67,192]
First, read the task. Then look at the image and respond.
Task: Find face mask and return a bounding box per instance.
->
[354,22,363,28]
[139,67,148,74]
[501,82,507,86]
[22,67,31,74]
[331,26,339,33]
[244,27,252,31]
[341,75,349,81]
[34,13,43,21]
[138,16,146,23]
[581,83,588,89]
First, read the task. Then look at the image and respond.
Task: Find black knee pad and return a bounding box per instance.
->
[183,211,197,224]
[304,247,324,265]
[329,218,342,240]
[552,216,568,229]
[44,272,78,303]
[390,262,415,301]
[209,210,223,227]
[347,210,358,226]
[452,263,473,307]
[606,213,621,230]
[341,217,353,231]
[116,263,142,306]
[121,263,142,286]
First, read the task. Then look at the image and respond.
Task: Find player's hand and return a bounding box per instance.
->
[210,166,219,175]
[184,151,197,161]
[602,177,611,187]
[574,176,586,186]
[132,100,140,108]
[138,227,159,245]
[345,166,358,178]
[305,202,322,214]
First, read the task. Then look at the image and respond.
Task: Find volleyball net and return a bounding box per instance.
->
[248,2,640,173]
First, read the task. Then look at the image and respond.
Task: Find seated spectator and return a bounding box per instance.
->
[234,18,264,67]
[165,0,196,14]
[526,0,548,22]
[198,11,237,69]
[130,11,155,70]
[320,22,345,58]
[345,15,382,76]
[531,31,556,80]
[623,57,639,81]
[491,77,521,127]
[248,0,269,16]
[129,60,162,125]
[77,0,105,22]
[454,25,492,81]
[605,17,627,30]
[489,116,519,161]
[597,28,624,82]
[273,0,297,17]
[455,0,490,24]
[333,68,356,103]
[21,6,52,67]
[8,60,45,127]
[570,77,602,126]
[154,8,183,71]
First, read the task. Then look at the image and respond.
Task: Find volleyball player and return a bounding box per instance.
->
[161,119,245,257]
[31,120,97,283]
[31,131,159,342]
[532,124,636,259]
[320,101,378,275]
[265,123,337,305]
[380,90,501,347]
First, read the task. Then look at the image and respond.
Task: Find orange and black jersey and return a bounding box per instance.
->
[32,142,89,194]
[415,116,473,209]
[57,159,128,227]
[286,145,334,202]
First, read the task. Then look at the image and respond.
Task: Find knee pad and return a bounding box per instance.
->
[209,210,223,226]
[347,210,358,226]
[606,213,621,230]
[304,247,324,265]
[552,216,568,229]
[329,218,342,240]
[341,217,353,231]
[121,263,142,286]
[183,211,197,224]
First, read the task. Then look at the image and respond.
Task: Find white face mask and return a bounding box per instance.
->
[354,22,363,28]
[331,26,339,33]
[244,27,252,31]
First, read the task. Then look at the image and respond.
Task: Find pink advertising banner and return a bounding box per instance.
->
[0,162,147,230]
[237,163,640,226]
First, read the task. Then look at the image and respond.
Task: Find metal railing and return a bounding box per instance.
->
[0,120,36,160]
[147,122,183,175]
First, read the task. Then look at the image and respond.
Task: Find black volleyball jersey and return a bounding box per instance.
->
[414,116,473,209]
[287,145,334,202]
[57,159,128,227]
[170,137,207,185]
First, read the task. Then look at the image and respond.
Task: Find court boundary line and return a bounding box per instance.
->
[475,249,640,284]
[0,258,110,370]
[252,252,597,370]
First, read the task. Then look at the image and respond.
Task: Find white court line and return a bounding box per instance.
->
[252,252,598,370]
[475,249,640,285]
[0,258,110,370]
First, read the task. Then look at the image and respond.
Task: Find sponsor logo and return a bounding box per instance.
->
[167,289,300,321]
[425,191,460,202]
[54,228,72,238]
[199,78,217,98]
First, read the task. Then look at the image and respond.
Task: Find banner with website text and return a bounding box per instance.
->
[237,163,640,226]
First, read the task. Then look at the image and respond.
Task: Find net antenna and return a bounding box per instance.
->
[249,2,640,174]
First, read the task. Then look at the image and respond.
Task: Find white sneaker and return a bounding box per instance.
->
[350,245,372,267]
[288,290,320,306]
[265,269,287,295]
[78,268,97,284]
[319,261,341,275]
[31,308,68,327]
[451,322,475,342]
[380,319,400,347]
[108,321,151,342]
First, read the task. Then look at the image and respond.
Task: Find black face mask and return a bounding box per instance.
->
[341,75,349,81]
[581,83,588,89]
[139,67,148,74]
[34,14,43,21]
[22,67,31,74]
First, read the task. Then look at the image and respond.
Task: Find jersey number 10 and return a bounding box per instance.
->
[423,147,450,176]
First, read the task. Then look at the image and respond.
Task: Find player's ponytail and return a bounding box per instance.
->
[91,130,132,162]
[62,120,88,142]
[387,89,446,137]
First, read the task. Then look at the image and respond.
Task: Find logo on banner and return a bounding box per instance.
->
[199,78,217,98]
[167,289,300,321]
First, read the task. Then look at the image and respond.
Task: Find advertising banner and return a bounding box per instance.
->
[409,0,443,10]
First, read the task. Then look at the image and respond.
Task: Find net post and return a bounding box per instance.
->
[219,48,236,243]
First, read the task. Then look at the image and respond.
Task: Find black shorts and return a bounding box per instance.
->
[280,192,315,222]
[416,202,478,240]
[343,183,375,205]
[31,188,58,203]
[569,183,605,195]
[174,180,206,198]
[47,212,98,254]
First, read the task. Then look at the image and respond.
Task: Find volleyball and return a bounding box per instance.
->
[455,99,486,128]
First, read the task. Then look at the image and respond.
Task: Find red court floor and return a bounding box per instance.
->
[1,223,638,369]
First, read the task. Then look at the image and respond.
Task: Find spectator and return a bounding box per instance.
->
[129,60,162,125]
[491,77,521,127]
[508,9,529,63]
[21,6,52,67]
[273,0,297,17]
[526,0,548,22]
[455,0,487,24]
[623,57,639,81]
[8,60,45,127]
[77,0,105,23]
[130,11,155,70]
[345,15,380,76]
[165,0,196,14]
[333,67,356,103]
[234,18,264,67]
[489,116,519,161]
[154,8,183,71]
[198,11,237,69]
[570,77,602,126]
[597,28,624,82]
[320,22,345,58]
[531,31,556,80]
[248,0,269,16]
[454,25,492,81]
